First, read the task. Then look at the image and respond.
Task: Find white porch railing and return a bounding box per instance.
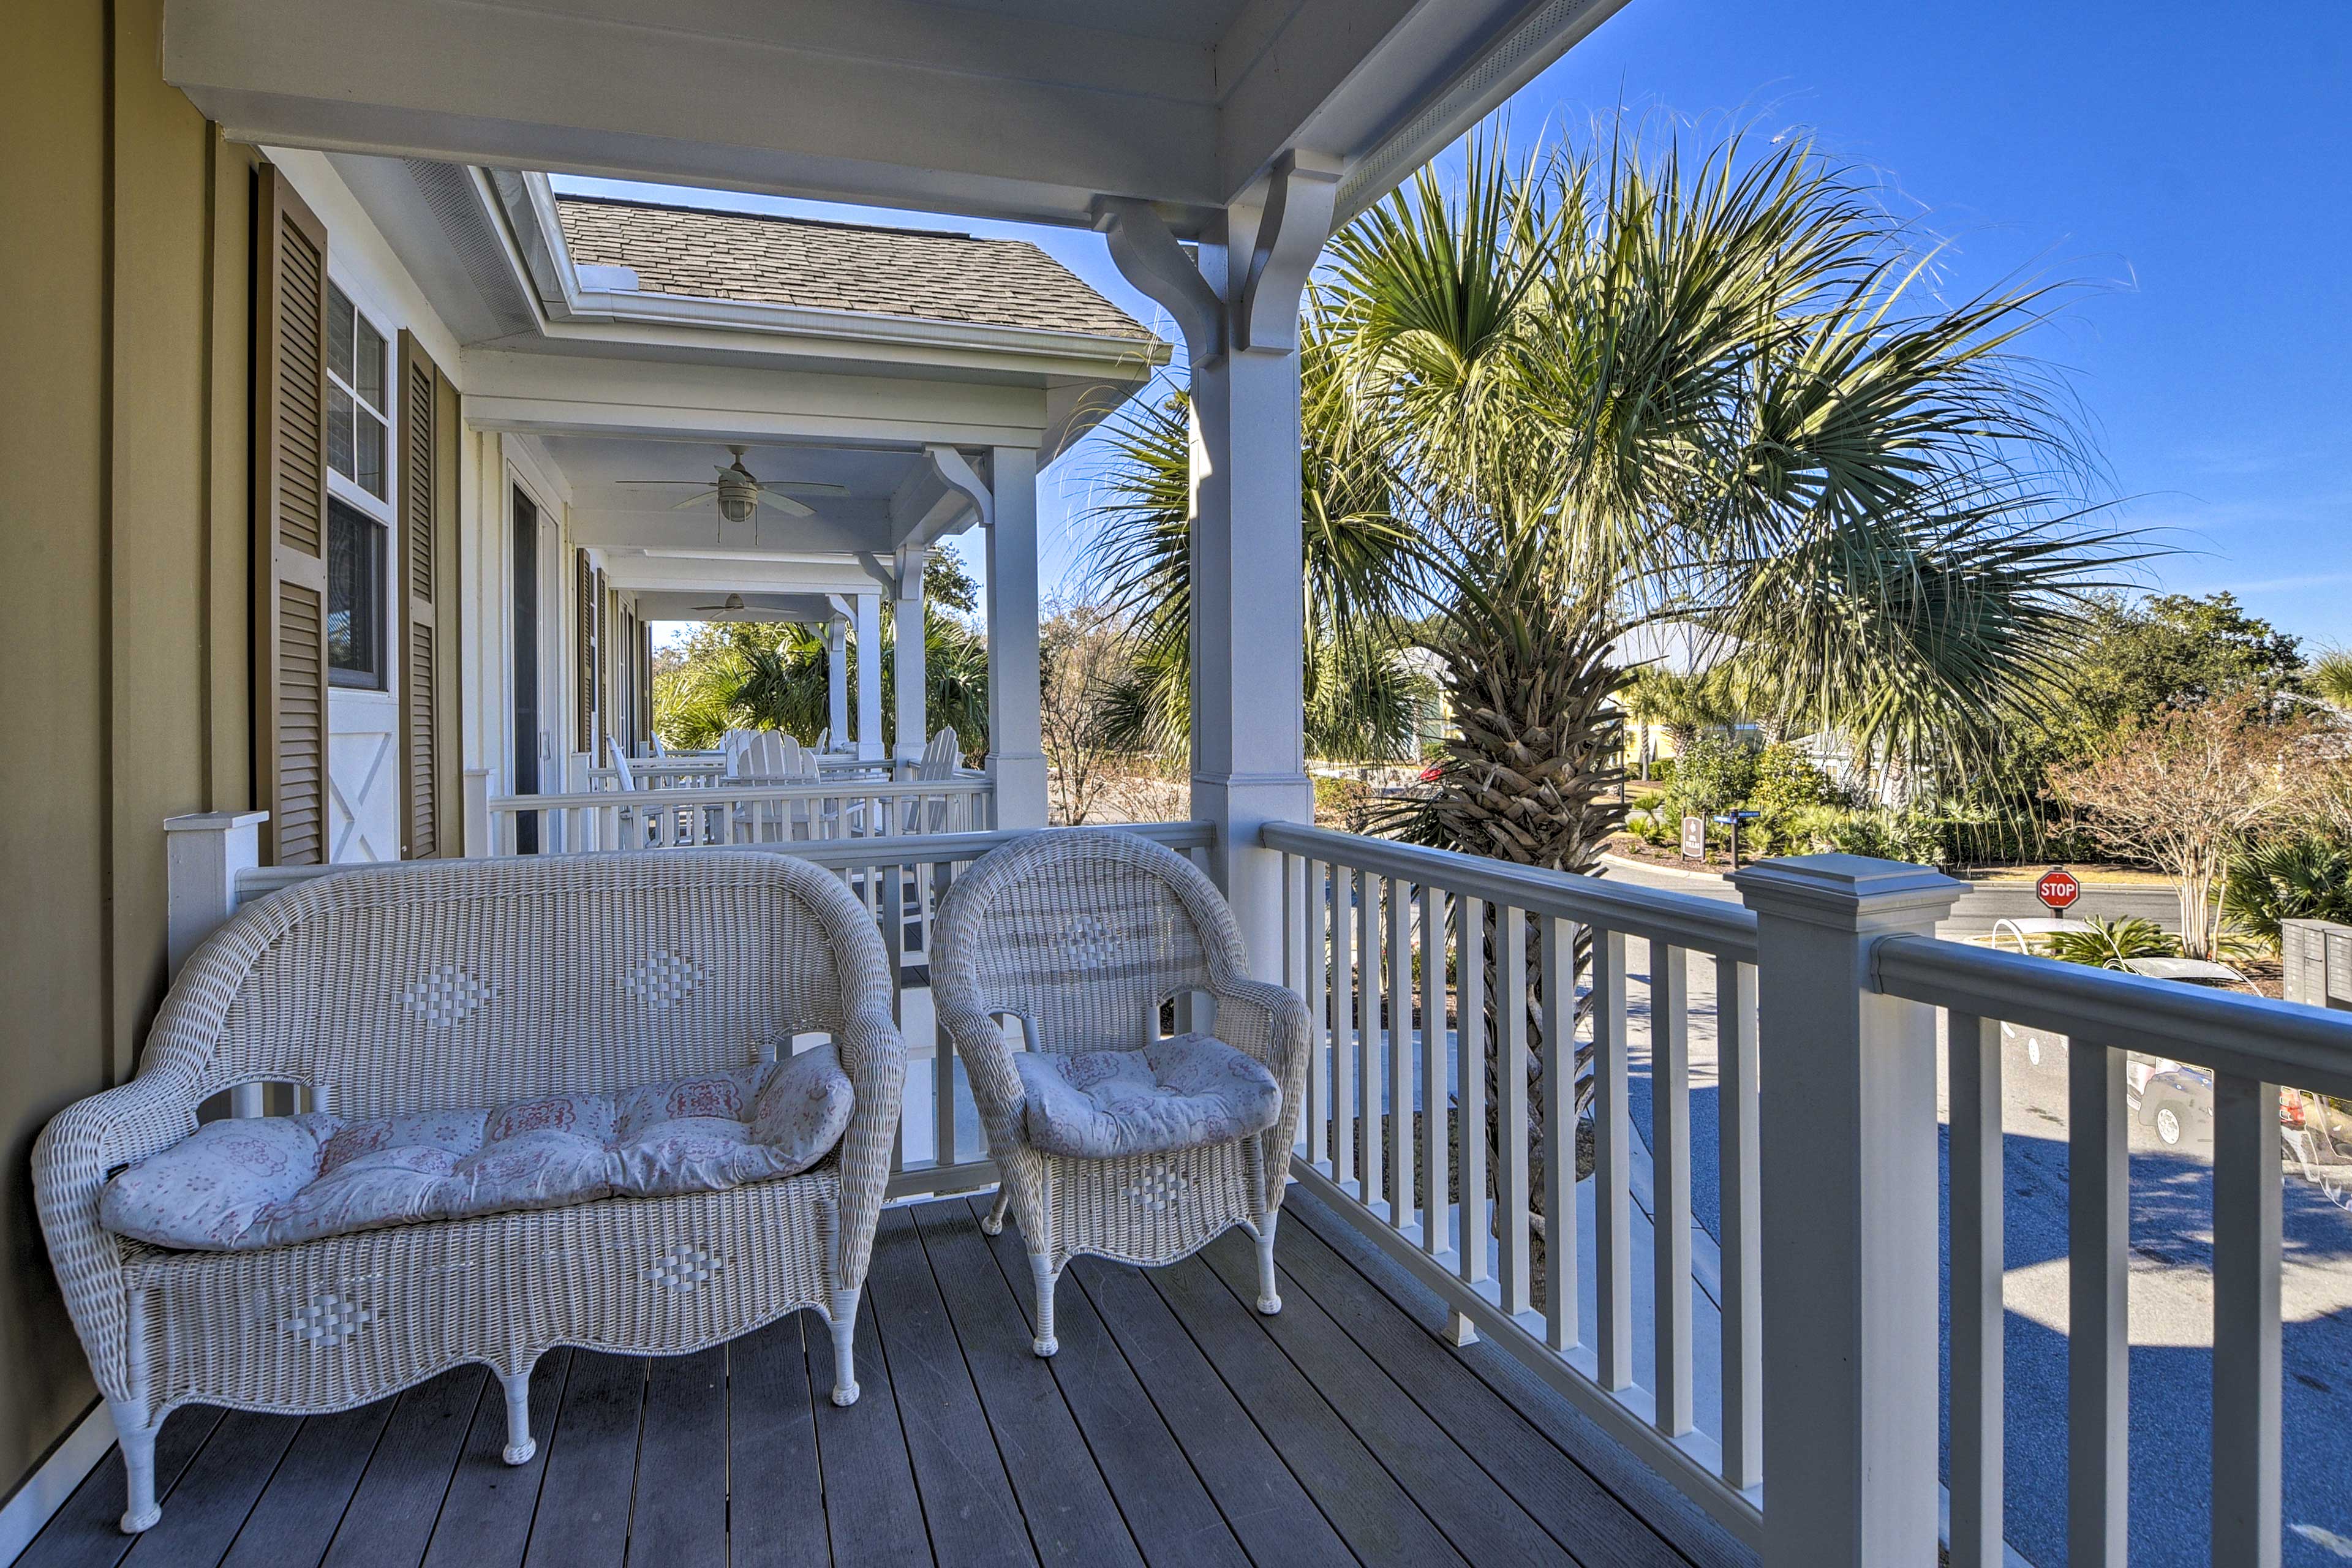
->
[1264,821,2352,1568]
[481,777,995,854]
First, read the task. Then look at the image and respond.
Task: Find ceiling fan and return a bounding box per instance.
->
[688,592,752,616]
[614,446,846,524]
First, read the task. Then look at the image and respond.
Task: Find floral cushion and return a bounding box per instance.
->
[1014,1034,1281,1159]
[100,1046,857,1252]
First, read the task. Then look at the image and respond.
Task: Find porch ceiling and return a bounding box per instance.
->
[547,434,986,567]
[164,0,1631,233]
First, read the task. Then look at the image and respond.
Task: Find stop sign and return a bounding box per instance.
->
[2036,865,2082,914]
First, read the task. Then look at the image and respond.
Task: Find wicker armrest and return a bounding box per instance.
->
[31,1073,202,1400]
[828,997,907,1291]
[1205,976,1311,1210]
[933,999,1029,1151]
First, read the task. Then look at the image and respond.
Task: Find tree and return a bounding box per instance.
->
[1624,668,1737,762]
[2061,592,2305,734]
[1084,310,1430,763]
[2049,699,2306,958]
[1039,602,1135,825]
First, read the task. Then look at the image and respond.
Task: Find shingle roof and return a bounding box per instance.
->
[554,195,1153,342]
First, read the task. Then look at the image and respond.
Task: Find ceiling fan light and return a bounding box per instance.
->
[718,492,758,524]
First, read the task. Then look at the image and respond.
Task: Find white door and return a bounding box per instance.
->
[328,688,400,862]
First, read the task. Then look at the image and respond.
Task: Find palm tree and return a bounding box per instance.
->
[1623,667,1737,764]
[1085,306,1429,762]
[1325,124,2138,1223]
[2309,647,2352,715]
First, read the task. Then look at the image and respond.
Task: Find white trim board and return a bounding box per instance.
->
[0,1400,113,1565]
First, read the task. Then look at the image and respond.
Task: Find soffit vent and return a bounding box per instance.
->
[401,157,539,341]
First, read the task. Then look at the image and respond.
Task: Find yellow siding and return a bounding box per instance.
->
[0,0,246,1488]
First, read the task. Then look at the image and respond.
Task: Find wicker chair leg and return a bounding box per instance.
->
[1028,1254,1060,1357]
[499,1367,537,1464]
[110,1402,160,1533]
[828,1289,862,1406]
[1254,1208,1282,1314]
[980,1186,1011,1236]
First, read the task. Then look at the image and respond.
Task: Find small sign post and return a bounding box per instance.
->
[2036,865,2082,919]
[1714,810,1761,871]
[1681,815,1707,862]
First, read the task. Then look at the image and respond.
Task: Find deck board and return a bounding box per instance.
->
[905,1202,1142,1568]
[15,1194,1705,1568]
[864,1208,1033,1568]
[956,1197,1251,1568]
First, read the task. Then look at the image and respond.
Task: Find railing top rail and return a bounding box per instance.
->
[232,821,1213,907]
[1874,932,2352,1097]
[491,778,993,811]
[1262,821,1760,962]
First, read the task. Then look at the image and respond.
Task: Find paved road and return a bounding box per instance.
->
[1596,859,2352,1566]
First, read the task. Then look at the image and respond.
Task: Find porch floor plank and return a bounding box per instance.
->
[1143,1246,1471,1567]
[218,1404,398,1568]
[862,1208,1033,1568]
[953,1197,1251,1568]
[518,1350,644,1568]
[1271,1212,1692,1568]
[724,1316,829,1568]
[903,1200,1142,1568]
[13,1195,1704,1568]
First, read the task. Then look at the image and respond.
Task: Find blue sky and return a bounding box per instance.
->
[582,0,2352,650]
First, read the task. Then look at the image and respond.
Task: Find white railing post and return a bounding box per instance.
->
[462,769,491,858]
[164,811,268,976]
[1732,854,1964,1568]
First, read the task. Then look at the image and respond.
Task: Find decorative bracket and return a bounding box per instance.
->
[1238,150,1342,355]
[924,445,993,531]
[1093,196,1224,369]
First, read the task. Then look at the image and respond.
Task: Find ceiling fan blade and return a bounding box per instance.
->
[758,492,816,518]
[668,492,717,512]
[612,478,714,486]
[768,481,850,494]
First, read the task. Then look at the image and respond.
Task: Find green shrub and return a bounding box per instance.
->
[2224,835,2352,952]
[1662,736,1755,821]
[2044,916,2179,969]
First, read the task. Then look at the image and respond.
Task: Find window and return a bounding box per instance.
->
[327,282,388,497]
[328,497,385,687]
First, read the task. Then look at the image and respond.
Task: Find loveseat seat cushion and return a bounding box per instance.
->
[1014,1033,1282,1159]
[99,1046,856,1252]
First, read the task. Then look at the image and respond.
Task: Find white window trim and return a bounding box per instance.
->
[325,273,398,694]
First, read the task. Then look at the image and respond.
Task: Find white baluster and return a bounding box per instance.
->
[2211,1068,2282,1568]
[1652,943,1693,1438]
[1421,883,1448,1261]
[1541,914,1576,1352]
[2069,1036,2127,1568]
[1455,894,1488,1310]
[1721,956,1763,1493]
[1498,905,1530,1316]
[1593,928,1633,1392]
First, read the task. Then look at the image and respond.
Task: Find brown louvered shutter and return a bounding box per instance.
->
[575,549,595,754]
[396,330,458,857]
[253,168,331,866]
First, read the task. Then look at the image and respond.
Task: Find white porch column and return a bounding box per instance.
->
[164,810,267,976]
[1098,151,1337,973]
[1732,856,1966,1568]
[826,618,850,750]
[984,447,1047,828]
[892,549,929,764]
[853,592,883,763]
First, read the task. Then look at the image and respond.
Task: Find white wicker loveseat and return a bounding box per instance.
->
[32,851,904,1534]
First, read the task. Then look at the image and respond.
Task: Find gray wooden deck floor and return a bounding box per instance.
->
[18,1190,1736,1568]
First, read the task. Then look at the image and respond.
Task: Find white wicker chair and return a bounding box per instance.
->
[932,829,1309,1355]
[34,851,905,1533]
